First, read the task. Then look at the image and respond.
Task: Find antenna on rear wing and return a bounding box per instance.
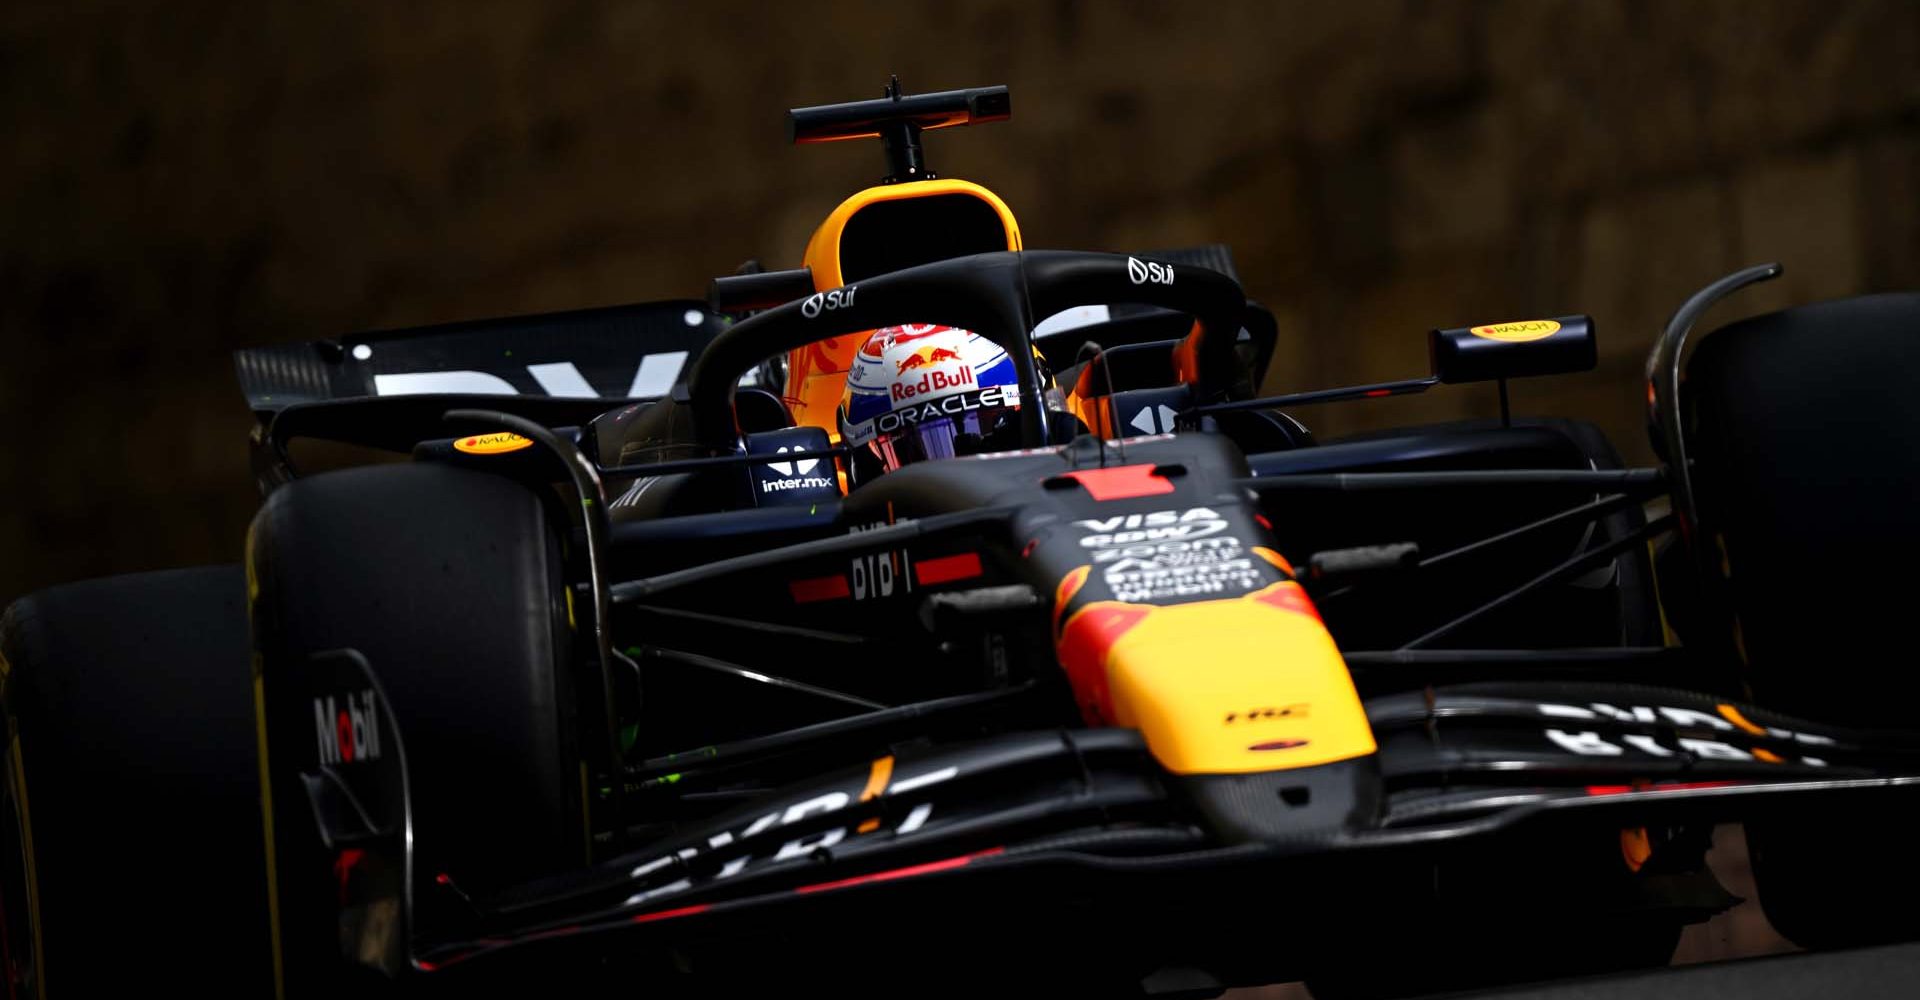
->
[788,78,1011,184]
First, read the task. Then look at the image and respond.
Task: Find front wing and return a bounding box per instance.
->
[311,669,1920,982]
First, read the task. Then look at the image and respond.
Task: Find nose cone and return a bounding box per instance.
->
[1058,580,1377,776]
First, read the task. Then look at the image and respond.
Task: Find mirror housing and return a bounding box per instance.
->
[1429,315,1596,384]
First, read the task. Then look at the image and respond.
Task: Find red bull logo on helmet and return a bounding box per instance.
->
[890,361,975,401]
[895,345,965,374]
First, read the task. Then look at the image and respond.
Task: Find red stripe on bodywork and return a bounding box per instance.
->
[422,850,998,970]
[789,575,851,603]
[794,847,1005,895]
[1584,780,1738,797]
[915,552,983,586]
[631,903,713,924]
[1055,464,1175,501]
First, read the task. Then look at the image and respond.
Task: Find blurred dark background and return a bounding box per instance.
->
[3,0,1917,605]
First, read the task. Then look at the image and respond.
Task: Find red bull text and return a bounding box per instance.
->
[890,363,975,401]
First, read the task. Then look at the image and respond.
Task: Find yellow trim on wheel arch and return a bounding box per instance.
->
[4,698,48,1000]
[580,762,593,860]
[249,522,286,1000]
[253,668,285,1000]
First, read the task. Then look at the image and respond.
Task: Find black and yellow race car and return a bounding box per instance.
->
[7,82,1920,999]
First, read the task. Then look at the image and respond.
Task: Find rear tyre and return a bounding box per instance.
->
[0,566,267,996]
[248,464,581,993]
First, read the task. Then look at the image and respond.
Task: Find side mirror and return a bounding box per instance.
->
[1429,315,1596,384]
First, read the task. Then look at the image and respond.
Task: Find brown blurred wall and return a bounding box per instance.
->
[2,1,1917,604]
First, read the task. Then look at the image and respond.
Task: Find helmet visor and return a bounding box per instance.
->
[870,399,1022,472]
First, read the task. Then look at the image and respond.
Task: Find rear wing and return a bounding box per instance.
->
[233,299,731,418]
[233,246,1272,421]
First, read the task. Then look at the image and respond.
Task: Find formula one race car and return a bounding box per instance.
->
[7,82,1920,999]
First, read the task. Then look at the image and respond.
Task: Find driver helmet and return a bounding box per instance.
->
[839,324,1049,474]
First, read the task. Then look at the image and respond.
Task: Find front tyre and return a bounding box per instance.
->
[0,567,265,996]
[248,464,582,994]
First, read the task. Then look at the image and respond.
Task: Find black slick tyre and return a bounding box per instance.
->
[247,463,580,994]
[0,566,267,996]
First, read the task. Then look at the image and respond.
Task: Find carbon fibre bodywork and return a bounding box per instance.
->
[211,84,1920,998]
[255,313,1920,995]
[230,233,1920,997]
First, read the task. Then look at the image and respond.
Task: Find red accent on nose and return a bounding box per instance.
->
[1058,605,1153,723]
[1053,464,1176,501]
[1254,583,1323,622]
[1249,739,1310,751]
